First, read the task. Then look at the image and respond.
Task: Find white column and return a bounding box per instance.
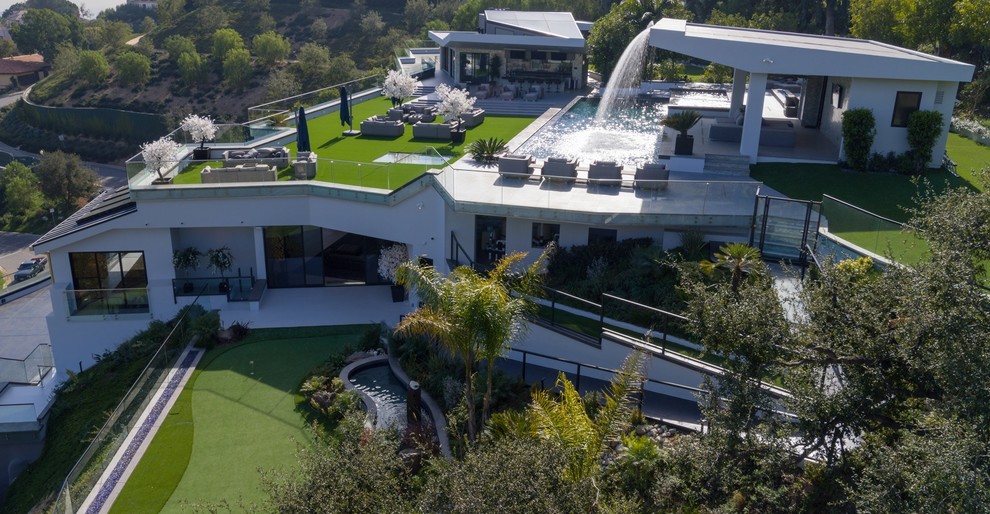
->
[253,227,266,280]
[739,72,768,163]
[729,68,747,118]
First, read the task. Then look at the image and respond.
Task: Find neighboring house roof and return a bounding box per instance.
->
[483,10,583,39]
[649,18,974,82]
[0,54,49,75]
[429,11,585,51]
[33,187,137,250]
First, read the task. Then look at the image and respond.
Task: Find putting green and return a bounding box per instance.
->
[111,326,367,513]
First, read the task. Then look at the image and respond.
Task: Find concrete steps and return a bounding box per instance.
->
[703,153,751,177]
[472,99,557,116]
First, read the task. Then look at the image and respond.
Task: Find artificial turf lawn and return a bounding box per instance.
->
[110,326,369,514]
[945,132,990,191]
[172,96,536,188]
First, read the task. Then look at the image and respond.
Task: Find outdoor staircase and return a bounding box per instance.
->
[472,98,560,116]
[755,216,811,260]
[412,84,435,97]
[703,154,751,177]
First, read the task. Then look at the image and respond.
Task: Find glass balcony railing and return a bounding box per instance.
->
[172,275,260,301]
[0,343,53,386]
[125,147,455,192]
[64,287,150,317]
[433,167,760,219]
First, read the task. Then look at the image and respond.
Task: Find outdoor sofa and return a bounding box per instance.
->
[709,117,796,147]
[587,160,623,187]
[201,164,277,183]
[633,162,669,190]
[360,116,405,137]
[459,108,486,128]
[498,154,535,180]
[221,147,290,168]
[412,121,460,141]
[540,157,578,184]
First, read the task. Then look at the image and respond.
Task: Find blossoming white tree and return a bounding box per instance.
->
[141,136,182,180]
[434,83,476,126]
[382,70,417,107]
[180,114,218,149]
[377,243,409,283]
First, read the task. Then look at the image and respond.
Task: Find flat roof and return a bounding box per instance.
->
[484,10,583,39]
[428,31,586,51]
[649,19,974,82]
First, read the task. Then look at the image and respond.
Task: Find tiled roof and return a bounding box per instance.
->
[0,54,48,75]
[32,187,137,249]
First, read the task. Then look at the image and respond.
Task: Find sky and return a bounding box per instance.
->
[0,0,127,18]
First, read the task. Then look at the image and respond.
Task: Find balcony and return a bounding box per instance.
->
[63,287,151,318]
[0,343,53,391]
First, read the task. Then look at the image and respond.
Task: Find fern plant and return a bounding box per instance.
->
[467,137,508,164]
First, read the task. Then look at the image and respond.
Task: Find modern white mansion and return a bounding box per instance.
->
[24,16,976,382]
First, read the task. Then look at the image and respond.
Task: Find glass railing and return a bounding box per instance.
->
[0,343,53,385]
[172,275,259,301]
[52,298,205,514]
[127,146,453,192]
[64,287,150,317]
[433,167,760,218]
[820,194,929,265]
[247,75,383,125]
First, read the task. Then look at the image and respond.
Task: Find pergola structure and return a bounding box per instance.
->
[650,18,975,165]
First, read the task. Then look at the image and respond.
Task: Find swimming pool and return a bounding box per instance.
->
[514,98,668,167]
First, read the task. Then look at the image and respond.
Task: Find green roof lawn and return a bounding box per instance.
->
[173,96,536,189]
[110,326,369,513]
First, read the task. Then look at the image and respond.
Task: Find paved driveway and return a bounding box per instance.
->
[0,231,41,281]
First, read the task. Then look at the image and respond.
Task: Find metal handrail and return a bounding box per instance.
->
[449,231,474,269]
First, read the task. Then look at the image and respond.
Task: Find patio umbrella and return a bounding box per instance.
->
[296,106,311,153]
[339,86,352,131]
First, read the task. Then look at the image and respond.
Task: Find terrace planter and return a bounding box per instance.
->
[391,285,406,303]
[193,147,211,160]
[674,134,695,155]
[451,129,466,144]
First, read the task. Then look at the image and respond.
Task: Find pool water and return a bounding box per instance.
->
[349,364,410,430]
[514,99,668,167]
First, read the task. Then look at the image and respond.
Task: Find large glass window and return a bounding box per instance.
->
[68,252,148,315]
[459,52,489,83]
[532,223,560,247]
[588,228,617,245]
[891,91,921,127]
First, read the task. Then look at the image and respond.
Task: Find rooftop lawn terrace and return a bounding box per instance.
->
[172,96,536,188]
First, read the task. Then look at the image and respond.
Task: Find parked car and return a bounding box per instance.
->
[13,257,47,283]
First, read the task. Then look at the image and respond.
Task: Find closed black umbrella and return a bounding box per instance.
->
[339,86,352,131]
[296,106,311,153]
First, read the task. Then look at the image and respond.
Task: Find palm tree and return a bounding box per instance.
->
[395,246,554,442]
[529,351,646,482]
[701,242,764,292]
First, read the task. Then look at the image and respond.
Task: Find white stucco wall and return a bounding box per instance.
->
[845,77,953,167]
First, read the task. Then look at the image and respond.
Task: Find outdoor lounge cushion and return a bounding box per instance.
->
[498,154,534,178]
[459,108,485,128]
[256,147,287,158]
[634,163,669,190]
[588,160,622,185]
[225,149,257,160]
[201,164,276,183]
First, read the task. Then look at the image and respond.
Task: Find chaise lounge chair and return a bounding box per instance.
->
[634,162,669,190]
[498,154,535,180]
[540,157,578,184]
[587,160,623,188]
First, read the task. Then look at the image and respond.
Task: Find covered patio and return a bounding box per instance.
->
[649,19,975,166]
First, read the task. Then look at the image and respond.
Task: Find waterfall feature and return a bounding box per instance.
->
[594,25,653,125]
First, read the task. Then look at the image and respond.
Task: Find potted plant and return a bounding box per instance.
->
[172,246,201,293]
[141,136,183,183]
[207,246,234,293]
[181,114,218,160]
[378,243,409,302]
[662,110,703,155]
[435,83,476,144]
[382,69,417,109]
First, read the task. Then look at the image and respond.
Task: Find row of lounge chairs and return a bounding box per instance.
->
[497,155,670,190]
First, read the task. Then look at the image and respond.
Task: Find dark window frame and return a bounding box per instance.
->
[891,91,922,127]
[588,228,617,245]
[531,222,560,248]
